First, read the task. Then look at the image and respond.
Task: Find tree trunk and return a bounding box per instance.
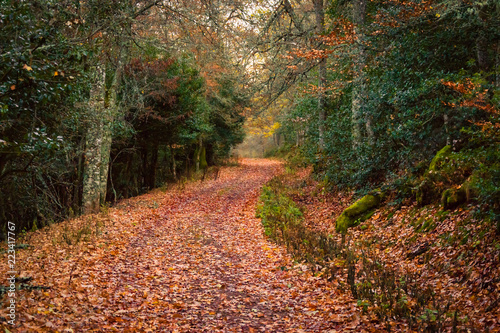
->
[73,138,85,214]
[125,152,134,197]
[496,43,500,88]
[99,62,122,203]
[141,143,149,188]
[444,113,451,146]
[171,145,177,179]
[261,136,265,157]
[476,33,490,72]
[494,41,500,88]
[148,143,159,188]
[82,55,124,214]
[82,66,105,214]
[82,119,103,214]
[351,0,368,148]
[196,136,202,172]
[314,0,326,150]
[475,0,490,73]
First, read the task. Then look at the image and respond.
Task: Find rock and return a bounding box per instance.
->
[441,182,470,210]
[415,178,432,206]
[335,190,383,234]
[428,145,452,172]
[414,145,453,207]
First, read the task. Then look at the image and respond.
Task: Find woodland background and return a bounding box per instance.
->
[1,0,499,240]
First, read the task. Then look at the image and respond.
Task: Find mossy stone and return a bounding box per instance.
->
[336,213,352,234]
[344,194,379,217]
[414,146,454,207]
[441,185,467,210]
[415,179,432,206]
[428,145,452,172]
[335,192,382,234]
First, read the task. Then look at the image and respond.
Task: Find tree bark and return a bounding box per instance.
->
[73,138,85,214]
[148,143,159,188]
[476,33,490,72]
[82,79,104,214]
[351,0,368,148]
[82,58,123,213]
[314,0,326,150]
[496,42,500,88]
[99,63,120,204]
[196,136,202,172]
[444,113,451,146]
[170,145,177,179]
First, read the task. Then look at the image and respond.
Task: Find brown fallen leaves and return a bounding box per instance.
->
[281,167,500,332]
[0,159,364,332]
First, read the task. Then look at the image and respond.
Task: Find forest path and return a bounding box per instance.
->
[2,159,359,332]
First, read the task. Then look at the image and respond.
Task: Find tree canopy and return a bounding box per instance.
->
[1,0,499,236]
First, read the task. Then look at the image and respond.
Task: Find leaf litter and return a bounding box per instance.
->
[0,159,364,332]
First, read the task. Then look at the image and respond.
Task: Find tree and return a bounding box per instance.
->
[314,0,327,149]
[350,0,368,147]
[79,0,159,213]
[0,0,92,228]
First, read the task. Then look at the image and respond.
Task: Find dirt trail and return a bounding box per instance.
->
[1,159,359,332]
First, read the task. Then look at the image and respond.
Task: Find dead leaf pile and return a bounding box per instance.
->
[282,167,500,332]
[0,159,366,332]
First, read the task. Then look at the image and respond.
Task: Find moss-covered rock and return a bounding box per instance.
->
[428,145,452,172]
[414,145,455,207]
[336,191,383,234]
[415,178,432,206]
[441,182,471,210]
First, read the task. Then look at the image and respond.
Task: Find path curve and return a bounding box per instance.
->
[3,159,359,332]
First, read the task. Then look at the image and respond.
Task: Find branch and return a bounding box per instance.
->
[283,0,304,33]
[0,155,35,182]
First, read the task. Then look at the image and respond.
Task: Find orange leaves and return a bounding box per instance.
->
[291,48,329,60]
[441,78,499,136]
[288,18,355,62]
[0,159,383,331]
[279,164,500,332]
[91,31,103,40]
[372,0,441,28]
[441,78,477,95]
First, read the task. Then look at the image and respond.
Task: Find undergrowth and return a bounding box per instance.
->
[256,174,476,332]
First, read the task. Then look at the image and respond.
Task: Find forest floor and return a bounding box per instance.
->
[0,159,365,332]
[276,165,500,332]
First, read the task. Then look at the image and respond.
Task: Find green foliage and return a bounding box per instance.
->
[264,143,293,159]
[0,1,248,231]
[409,144,500,216]
[111,54,246,198]
[256,178,303,240]
[0,0,93,232]
[428,146,452,172]
[276,0,499,203]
